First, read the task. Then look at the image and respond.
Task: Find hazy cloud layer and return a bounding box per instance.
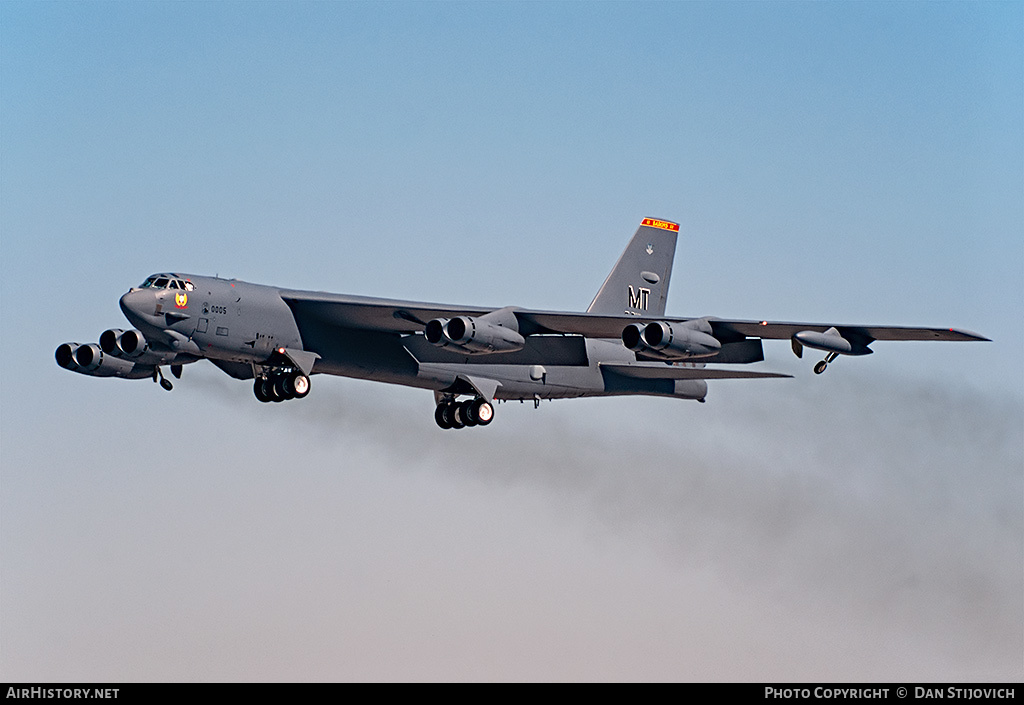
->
[3,366,1019,681]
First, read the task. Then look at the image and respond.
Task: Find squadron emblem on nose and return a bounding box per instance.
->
[175,292,188,309]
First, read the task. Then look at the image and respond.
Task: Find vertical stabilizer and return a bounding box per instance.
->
[587,218,678,317]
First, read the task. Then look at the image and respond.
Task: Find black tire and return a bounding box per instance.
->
[813,361,828,375]
[263,377,281,402]
[471,398,494,426]
[435,404,452,429]
[460,399,478,427]
[261,378,276,401]
[273,375,291,401]
[254,379,270,402]
[446,401,465,429]
[289,372,311,399]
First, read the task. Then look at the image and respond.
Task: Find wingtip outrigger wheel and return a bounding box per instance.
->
[813,351,839,375]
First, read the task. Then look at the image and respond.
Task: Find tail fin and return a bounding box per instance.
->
[587,218,678,317]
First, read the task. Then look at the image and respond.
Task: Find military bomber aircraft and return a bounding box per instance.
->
[55,218,988,429]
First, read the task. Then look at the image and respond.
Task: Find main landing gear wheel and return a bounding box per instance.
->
[272,376,289,401]
[254,378,271,402]
[434,397,495,429]
[253,371,312,403]
[434,404,453,429]
[448,402,466,429]
[458,399,478,427]
[287,371,310,399]
[469,398,493,426]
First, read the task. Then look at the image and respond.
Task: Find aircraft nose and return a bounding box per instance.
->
[119,289,152,322]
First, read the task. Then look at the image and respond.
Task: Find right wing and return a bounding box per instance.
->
[280,290,986,372]
[513,310,989,343]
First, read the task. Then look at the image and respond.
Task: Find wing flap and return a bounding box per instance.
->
[600,363,791,380]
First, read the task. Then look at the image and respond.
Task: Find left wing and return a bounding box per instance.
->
[513,310,989,343]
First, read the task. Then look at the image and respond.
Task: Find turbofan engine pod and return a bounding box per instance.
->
[622,318,721,359]
[425,307,525,354]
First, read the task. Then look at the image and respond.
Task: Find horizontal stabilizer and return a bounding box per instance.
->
[600,363,791,380]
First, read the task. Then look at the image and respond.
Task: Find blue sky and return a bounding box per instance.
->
[2,1,1021,681]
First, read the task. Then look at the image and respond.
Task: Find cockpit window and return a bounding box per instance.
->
[139,275,191,290]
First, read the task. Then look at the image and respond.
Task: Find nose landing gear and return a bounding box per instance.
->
[153,367,173,391]
[434,396,494,429]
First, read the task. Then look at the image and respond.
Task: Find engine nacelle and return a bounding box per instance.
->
[114,329,148,357]
[100,328,182,365]
[424,318,452,347]
[425,311,525,354]
[99,329,125,356]
[55,342,149,378]
[55,343,82,371]
[74,343,105,371]
[622,319,721,360]
[76,343,142,376]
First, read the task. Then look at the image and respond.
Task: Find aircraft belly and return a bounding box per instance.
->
[411,337,691,400]
[408,335,617,399]
[416,362,606,400]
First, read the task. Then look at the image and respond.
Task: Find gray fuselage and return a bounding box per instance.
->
[118,274,708,402]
